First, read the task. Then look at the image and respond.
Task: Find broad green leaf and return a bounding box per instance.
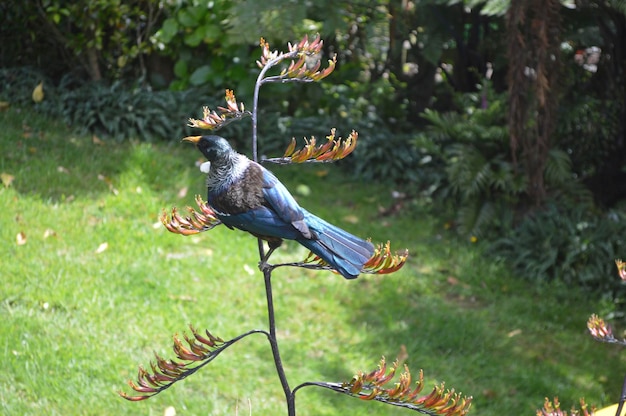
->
[189,65,212,86]
[177,8,198,28]
[184,27,205,47]
[159,18,179,43]
[174,59,188,78]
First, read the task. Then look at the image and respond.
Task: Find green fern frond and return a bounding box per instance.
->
[544,149,573,186]
[457,199,496,237]
[445,144,490,198]
[607,0,626,15]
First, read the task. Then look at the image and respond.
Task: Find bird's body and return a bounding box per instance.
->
[184,135,375,279]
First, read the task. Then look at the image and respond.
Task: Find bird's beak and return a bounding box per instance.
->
[182,136,201,144]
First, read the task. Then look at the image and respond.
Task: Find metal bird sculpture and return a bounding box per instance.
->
[183,135,375,279]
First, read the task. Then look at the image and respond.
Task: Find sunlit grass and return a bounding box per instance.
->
[1,107,624,415]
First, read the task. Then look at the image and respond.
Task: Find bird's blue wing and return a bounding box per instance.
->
[217,205,301,240]
[259,167,312,238]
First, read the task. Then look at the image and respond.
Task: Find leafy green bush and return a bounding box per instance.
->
[31,0,157,81]
[0,67,231,141]
[490,204,626,292]
[416,89,524,236]
[350,127,424,183]
[60,82,186,140]
[247,74,426,185]
[415,86,592,237]
[152,0,255,93]
[0,67,60,112]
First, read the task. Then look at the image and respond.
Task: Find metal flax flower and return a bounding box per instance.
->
[160,195,222,235]
[257,37,281,67]
[120,325,226,401]
[285,35,336,81]
[302,241,408,275]
[536,397,595,416]
[257,35,336,83]
[337,357,472,415]
[616,259,626,281]
[264,129,359,164]
[587,314,614,342]
[188,89,251,131]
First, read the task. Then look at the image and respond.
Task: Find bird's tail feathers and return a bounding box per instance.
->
[299,211,375,279]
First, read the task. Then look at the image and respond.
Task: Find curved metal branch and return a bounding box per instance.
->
[120,328,268,401]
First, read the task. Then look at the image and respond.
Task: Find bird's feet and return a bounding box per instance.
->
[258,246,277,272]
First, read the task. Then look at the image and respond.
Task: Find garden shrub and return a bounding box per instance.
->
[490,203,626,294]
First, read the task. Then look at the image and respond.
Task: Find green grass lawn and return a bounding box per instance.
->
[1,107,625,415]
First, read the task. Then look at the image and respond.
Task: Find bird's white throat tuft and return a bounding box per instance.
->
[206,153,250,191]
[200,161,211,173]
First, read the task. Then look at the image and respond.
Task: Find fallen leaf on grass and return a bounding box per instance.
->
[92,135,105,145]
[167,294,196,302]
[482,389,497,399]
[342,215,359,224]
[95,242,108,254]
[295,184,311,196]
[243,264,255,275]
[57,166,69,174]
[16,232,27,245]
[507,329,522,338]
[97,174,118,195]
[32,81,44,103]
[43,229,57,239]
[177,186,188,198]
[446,276,460,285]
[1,172,15,187]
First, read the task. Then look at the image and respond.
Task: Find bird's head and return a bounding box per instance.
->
[183,135,234,162]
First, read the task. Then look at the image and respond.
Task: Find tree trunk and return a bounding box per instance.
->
[85,47,102,82]
[506,0,561,206]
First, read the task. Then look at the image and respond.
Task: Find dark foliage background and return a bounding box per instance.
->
[2,0,626,308]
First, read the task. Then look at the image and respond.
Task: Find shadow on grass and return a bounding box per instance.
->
[341,258,626,414]
[0,107,196,202]
[5,107,624,414]
[253,193,626,414]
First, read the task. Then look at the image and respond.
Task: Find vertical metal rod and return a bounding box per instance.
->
[262,267,295,415]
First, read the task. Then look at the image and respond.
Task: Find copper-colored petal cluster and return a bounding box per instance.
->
[342,357,472,416]
[278,129,358,163]
[587,261,626,347]
[160,195,222,235]
[303,241,408,275]
[120,326,225,401]
[285,35,336,81]
[188,89,250,130]
[587,314,613,341]
[257,37,282,67]
[362,241,409,274]
[536,397,595,416]
[616,259,626,281]
[257,35,336,82]
[287,34,323,55]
